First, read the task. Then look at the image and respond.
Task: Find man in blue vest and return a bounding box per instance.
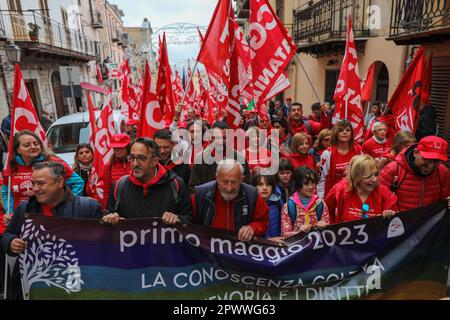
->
[191,159,269,242]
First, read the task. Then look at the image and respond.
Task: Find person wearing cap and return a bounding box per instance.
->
[284,96,293,117]
[126,119,139,143]
[380,135,450,212]
[95,133,131,208]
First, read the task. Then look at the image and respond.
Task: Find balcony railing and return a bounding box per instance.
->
[91,11,103,29]
[0,10,101,59]
[389,0,450,39]
[293,0,372,53]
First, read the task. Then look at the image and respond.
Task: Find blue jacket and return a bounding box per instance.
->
[2,154,84,213]
[265,187,283,238]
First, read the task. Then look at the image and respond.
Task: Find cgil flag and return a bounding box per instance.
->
[249,0,297,107]
[3,64,47,179]
[138,61,165,139]
[333,15,364,140]
[387,46,425,133]
[156,33,175,126]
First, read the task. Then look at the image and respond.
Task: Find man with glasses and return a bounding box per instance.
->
[102,137,193,225]
[380,135,450,212]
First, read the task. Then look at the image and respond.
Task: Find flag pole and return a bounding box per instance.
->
[3,175,12,300]
[294,53,320,103]
[180,60,199,106]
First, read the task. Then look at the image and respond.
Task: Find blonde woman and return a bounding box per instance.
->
[325,155,397,224]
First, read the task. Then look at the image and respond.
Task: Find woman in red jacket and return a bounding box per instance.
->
[317,120,362,198]
[325,155,397,224]
[362,121,391,161]
[288,133,315,170]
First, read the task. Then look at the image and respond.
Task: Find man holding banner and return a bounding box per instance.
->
[102,137,193,225]
[1,162,102,299]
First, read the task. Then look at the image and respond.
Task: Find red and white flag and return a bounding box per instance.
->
[421,53,432,106]
[197,0,233,87]
[172,70,184,105]
[361,63,375,102]
[138,61,165,138]
[86,91,115,207]
[387,46,425,133]
[3,64,47,178]
[249,0,297,107]
[333,16,364,140]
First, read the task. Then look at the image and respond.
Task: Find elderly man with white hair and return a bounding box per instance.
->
[362,121,391,161]
[191,159,269,242]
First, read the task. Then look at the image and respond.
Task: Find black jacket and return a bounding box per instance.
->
[1,190,102,300]
[107,169,193,223]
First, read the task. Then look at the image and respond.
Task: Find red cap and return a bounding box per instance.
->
[127,119,139,126]
[417,136,448,161]
[109,133,131,148]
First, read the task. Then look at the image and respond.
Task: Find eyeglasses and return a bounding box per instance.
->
[127,155,155,163]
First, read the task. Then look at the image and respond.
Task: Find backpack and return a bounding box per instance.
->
[287,198,323,225]
[390,161,444,194]
[303,119,313,136]
[112,175,181,212]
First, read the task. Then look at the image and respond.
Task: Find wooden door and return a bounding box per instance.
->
[8,0,27,40]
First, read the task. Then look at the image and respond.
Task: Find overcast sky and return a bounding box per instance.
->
[109,0,218,71]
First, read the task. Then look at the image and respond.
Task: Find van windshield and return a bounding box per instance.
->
[47,123,90,154]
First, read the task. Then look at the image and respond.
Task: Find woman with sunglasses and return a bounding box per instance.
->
[325,155,397,224]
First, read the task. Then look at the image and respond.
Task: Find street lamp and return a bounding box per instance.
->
[5,41,22,64]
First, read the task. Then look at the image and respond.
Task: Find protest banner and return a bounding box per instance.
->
[19,201,450,300]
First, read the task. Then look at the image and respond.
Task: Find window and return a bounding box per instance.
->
[325,70,340,104]
[47,123,90,154]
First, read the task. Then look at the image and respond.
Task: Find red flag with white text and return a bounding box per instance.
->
[86,92,115,207]
[196,0,233,87]
[333,16,364,140]
[138,62,165,138]
[387,46,425,133]
[249,0,297,107]
[3,64,47,178]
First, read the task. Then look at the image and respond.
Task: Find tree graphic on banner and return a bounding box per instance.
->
[19,219,83,297]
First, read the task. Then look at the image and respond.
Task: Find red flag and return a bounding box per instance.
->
[197,0,233,86]
[333,16,364,140]
[3,64,47,177]
[87,93,98,146]
[97,64,103,84]
[86,92,115,207]
[249,0,297,107]
[156,33,175,126]
[387,46,425,133]
[172,70,184,105]
[361,63,375,102]
[421,53,432,106]
[138,61,165,138]
[234,21,254,101]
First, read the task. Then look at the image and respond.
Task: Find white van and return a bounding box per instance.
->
[46,110,127,167]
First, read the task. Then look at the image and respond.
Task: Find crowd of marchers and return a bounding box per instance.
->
[0,97,449,299]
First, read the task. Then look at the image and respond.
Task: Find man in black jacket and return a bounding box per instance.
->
[102,137,193,225]
[1,161,102,299]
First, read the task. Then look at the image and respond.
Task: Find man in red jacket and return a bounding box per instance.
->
[380,135,450,212]
[289,103,330,139]
[191,159,269,242]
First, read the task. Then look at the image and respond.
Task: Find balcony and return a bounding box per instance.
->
[91,12,103,29]
[111,30,120,43]
[235,0,250,19]
[388,0,450,44]
[116,31,123,45]
[0,10,101,62]
[293,0,373,56]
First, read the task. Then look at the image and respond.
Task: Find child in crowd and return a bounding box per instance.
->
[277,158,296,204]
[288,133,315,170]
[281,166,329,238]
[251,173,283,241]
